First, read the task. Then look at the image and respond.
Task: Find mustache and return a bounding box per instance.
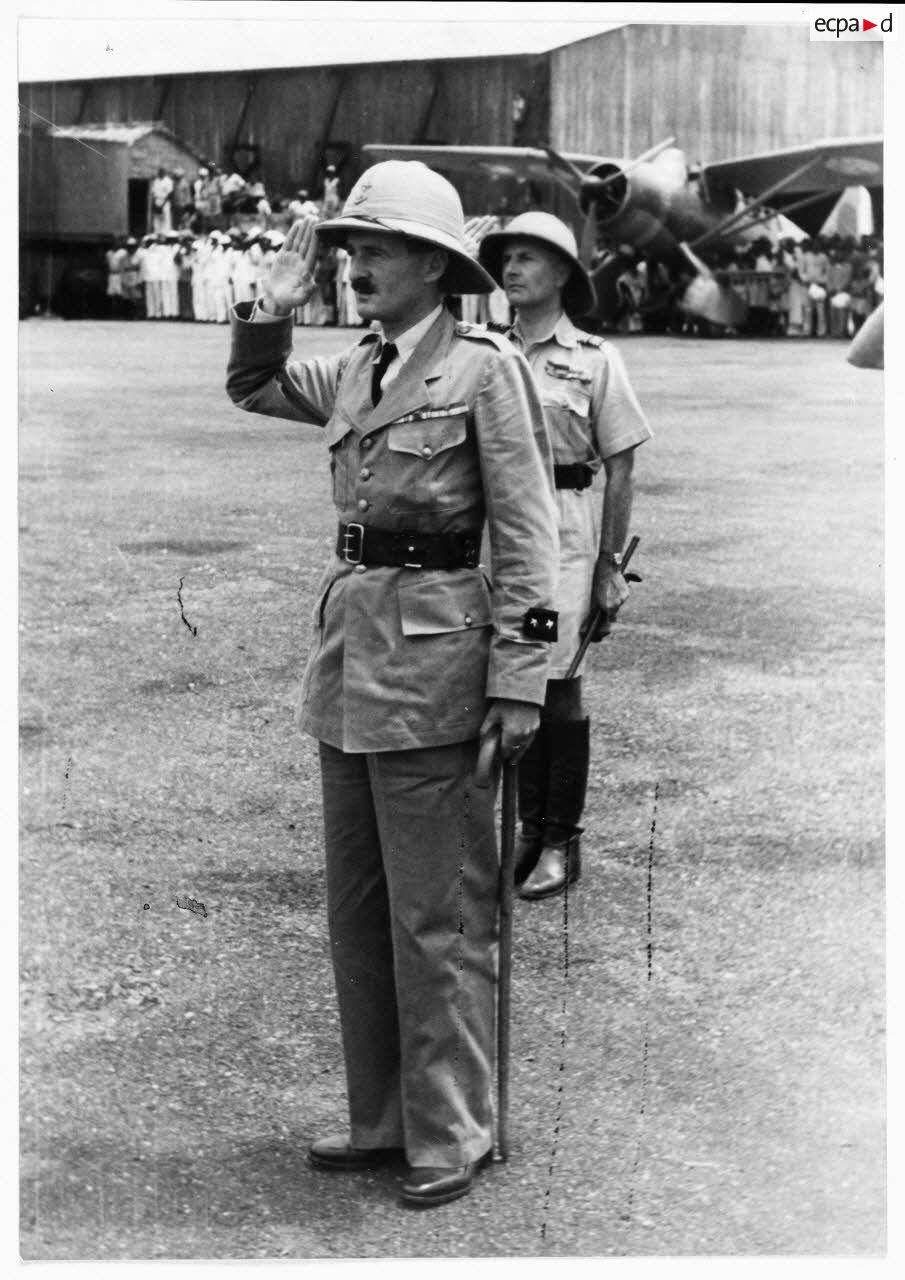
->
[351,278,375,295]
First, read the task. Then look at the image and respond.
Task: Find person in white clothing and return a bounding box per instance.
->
[333,247,361,326]
[191,237,210,321]
[202,234,222,322]
[105,240,128,317]
[160,234,181,318]
[140,236,162,318]
[288,188,320,220]
[231,235,257,305]
[149,168,174,235]
[248,236,268,300]
[207,233,234,323]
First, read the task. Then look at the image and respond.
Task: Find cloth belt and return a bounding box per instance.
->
[337,522,481,570]
[554,463,595,490]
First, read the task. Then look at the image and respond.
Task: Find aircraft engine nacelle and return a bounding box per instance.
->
[580,147,716,257]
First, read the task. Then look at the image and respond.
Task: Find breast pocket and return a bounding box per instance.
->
[543,383,594,465]
[385,414,474,515]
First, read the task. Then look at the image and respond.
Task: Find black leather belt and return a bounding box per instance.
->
[337,523,481,570]
[554,463,595,490]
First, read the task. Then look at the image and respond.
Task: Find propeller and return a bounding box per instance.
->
[676,241,747,328]
[544,136,744,326]
[545,137,678,268]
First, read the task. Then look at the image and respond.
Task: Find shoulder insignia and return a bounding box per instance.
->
[575,331,606,349]
[455,322,511,350]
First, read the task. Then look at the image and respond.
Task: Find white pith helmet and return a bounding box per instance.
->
[316,160,496,296]
[479,211,597,317]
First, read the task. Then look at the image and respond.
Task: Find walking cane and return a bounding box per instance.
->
[475,724,517,1162]
[564,535,641,680]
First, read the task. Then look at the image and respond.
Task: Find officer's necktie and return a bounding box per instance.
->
[371,342,398,406]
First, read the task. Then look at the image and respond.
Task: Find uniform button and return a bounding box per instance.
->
[357,498,369,512]
[464,614,473,626]
[354,564,367,574]
[421,446,433,459]
[359,467,372,480]
[362,437,373,450]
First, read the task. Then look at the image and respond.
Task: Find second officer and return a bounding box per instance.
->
[479,212,653,900]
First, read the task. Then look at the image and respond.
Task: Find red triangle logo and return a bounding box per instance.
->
[863,18,877,30]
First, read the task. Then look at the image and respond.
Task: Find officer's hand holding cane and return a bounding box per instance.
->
[585,555,630,642]
[260,216,321,317]
[567,535,641,679]
[581,534,642,643]
[479,697,539,762]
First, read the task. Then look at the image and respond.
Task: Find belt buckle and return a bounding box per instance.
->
[342,522,365,564]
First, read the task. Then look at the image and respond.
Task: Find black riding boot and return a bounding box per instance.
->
[519,718,590,901]
[513,724,549,885]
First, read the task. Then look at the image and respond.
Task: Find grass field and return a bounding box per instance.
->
[18,317,884,1258]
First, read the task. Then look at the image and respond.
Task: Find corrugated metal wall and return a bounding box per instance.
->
[550,24,883,162]
[19,53,550,210]
[19,24,883,223]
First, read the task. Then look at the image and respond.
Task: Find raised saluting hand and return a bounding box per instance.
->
[462,215,500,260]
[261,216,321,316]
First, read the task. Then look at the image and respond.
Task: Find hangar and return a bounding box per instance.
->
[18,22,882,313]
[20,23,882,199]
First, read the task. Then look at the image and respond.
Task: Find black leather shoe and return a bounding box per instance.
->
[400,1151,492,1208]
[513,832,543,886]
[308,1134,404,1171]
[518,834,581,901]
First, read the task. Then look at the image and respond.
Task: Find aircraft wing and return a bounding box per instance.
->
[362,143,605,196]
[701,136,882,197]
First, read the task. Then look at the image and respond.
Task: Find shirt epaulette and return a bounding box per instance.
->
[575,332,606,349]
[454,322,511,350]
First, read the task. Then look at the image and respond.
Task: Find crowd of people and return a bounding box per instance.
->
[104,161,515,327]
[600,233,884,337]
[104,160,883,337]
[104,159,353,323]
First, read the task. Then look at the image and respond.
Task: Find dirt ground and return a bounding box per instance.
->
[18,317,884,1259]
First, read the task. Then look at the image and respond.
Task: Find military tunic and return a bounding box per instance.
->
[227,302,558,1166]
[509,313,652,677]
[228,304,559,751]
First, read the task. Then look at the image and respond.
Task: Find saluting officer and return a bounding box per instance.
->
[226,161,559,1207]
[478,212,652,900]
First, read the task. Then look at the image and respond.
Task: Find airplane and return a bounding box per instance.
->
[363,136,883,330]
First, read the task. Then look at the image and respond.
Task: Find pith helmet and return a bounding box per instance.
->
[316,160,496,295]
[479,211,596,317]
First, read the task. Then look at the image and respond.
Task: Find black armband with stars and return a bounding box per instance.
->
[522,607,559,642]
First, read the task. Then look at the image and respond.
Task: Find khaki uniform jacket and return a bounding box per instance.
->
[509,313,652,677]
[227,304,559,752]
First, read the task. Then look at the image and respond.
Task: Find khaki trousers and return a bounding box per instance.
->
[318,739,499,1168]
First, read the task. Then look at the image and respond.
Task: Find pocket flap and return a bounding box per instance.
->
[387,413,467,458]
[324,415,353,449]
[544,384,590,419]
[398,573,492,636]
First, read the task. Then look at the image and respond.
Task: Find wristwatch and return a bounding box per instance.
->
[599,550,623,569]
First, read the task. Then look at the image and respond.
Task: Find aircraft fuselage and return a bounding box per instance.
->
[582,147,736,258]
